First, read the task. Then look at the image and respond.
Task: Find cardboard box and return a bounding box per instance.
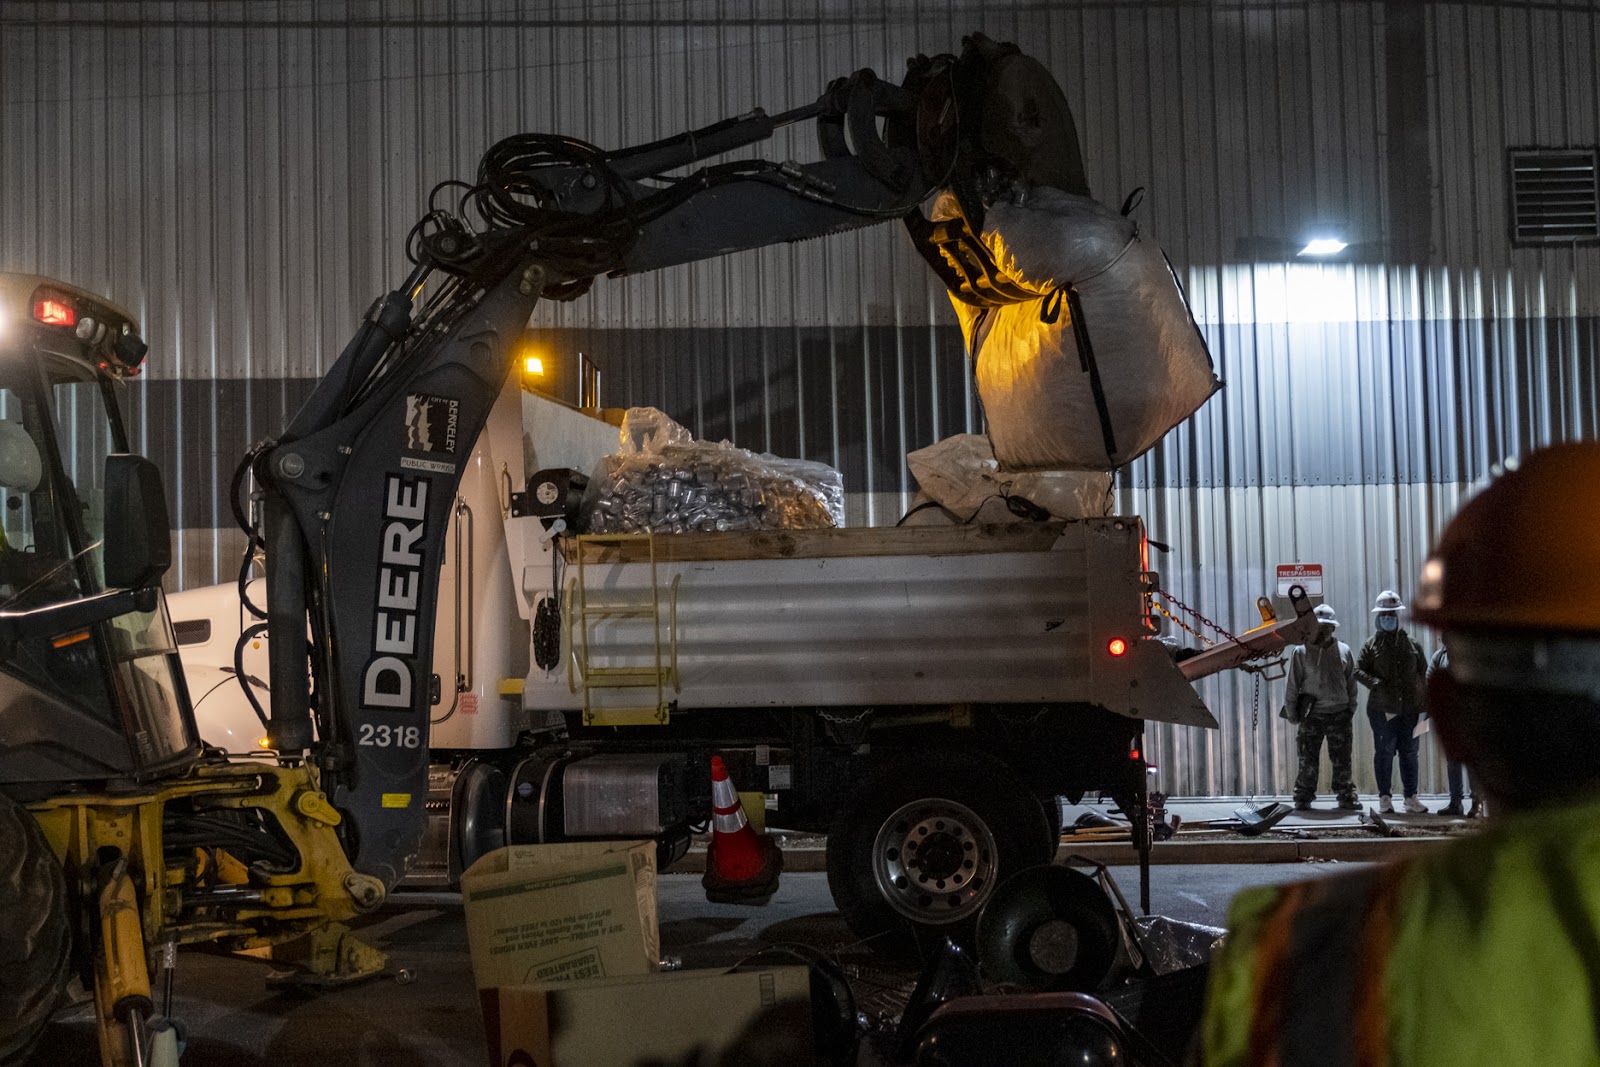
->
[483,966,813,1067]
[462,841,658,991]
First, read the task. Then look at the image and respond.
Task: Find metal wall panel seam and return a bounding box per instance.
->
[205,12,223,579]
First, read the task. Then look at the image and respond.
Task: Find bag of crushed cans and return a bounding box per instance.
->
[585,408,845,534]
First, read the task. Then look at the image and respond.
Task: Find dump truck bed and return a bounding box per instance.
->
[556,521,1063,562]
[520,517,1214,728]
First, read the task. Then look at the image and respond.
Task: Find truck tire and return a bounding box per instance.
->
[826,752,1052,956]
[1040,794,1064,854]
[0,795,71,1066]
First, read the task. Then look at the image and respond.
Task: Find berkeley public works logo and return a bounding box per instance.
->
[404,392,460,455]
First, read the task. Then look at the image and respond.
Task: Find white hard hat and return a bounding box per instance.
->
[0,421,41,493]
[1313,604,1339,628]
[1372,589,1406,613]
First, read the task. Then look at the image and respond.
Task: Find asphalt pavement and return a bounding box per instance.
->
[28,863,1360,1066]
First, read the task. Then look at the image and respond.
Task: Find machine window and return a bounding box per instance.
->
[0,385,87,609]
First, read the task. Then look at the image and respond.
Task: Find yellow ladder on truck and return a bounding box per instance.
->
[567,533,679,726]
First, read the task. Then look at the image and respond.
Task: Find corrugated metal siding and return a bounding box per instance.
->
[2,1,1597,796]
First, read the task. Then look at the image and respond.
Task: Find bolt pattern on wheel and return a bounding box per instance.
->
[872,798,999,925]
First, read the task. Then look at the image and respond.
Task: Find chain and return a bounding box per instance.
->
[1152,589,1292,743]
[1150,597,1214,645]
[1150,588,1243,646]
[1152,587,1287,679]
[818,707,874,726]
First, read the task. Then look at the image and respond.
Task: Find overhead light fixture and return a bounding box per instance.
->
[1298,237,1348,256]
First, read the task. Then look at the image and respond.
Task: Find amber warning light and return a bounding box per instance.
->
[1107,637,1128,657]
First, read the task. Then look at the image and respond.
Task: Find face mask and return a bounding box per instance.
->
[1376,615,1400,633]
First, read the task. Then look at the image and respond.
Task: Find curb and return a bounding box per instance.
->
[1052,836,1451,865]
[671,835,1451,873]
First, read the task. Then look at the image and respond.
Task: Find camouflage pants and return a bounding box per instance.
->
[1294,709,1356,804]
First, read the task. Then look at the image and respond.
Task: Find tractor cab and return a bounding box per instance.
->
[0,274,199,797]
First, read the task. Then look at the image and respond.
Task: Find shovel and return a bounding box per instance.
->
[1361,808,1402,837]
[1212,802,1292,837]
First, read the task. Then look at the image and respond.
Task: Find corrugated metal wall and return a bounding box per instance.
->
[2,1,1596,796]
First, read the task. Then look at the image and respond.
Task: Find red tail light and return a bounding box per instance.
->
[1108,637,1128,657]
[34,298,75,326]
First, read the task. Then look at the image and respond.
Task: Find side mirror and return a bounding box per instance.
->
[103,454,172,590]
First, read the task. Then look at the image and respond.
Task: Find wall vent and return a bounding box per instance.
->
[1509,147,1600,245]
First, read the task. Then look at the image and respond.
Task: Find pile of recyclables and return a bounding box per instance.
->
[586,407,844,534]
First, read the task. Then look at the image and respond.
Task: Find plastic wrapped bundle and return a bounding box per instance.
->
[949,187,1221,471]
[586,408,844,534]
[901,433,1112,525]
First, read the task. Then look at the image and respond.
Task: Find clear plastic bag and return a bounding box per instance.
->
[615,406,695,456]
[586,408,844,534]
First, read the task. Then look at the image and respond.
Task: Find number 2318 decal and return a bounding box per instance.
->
[358,723,422,748]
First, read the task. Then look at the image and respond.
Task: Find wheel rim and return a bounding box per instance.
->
[870,797,999,925]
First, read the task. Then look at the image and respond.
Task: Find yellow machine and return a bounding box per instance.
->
[0,276,388,1066]
[30,765,387,1062]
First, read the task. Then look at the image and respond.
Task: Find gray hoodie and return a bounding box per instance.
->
[1284,635,1358,715]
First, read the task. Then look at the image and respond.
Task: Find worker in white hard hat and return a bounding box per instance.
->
[1355,589,1430,813]
[1203,441,1600,1066]
[1282,603,1360,811]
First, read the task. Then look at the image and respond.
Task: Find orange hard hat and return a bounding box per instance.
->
[1414,442,1600,634]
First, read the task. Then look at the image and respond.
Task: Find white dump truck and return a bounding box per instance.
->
[171,382,1314,947]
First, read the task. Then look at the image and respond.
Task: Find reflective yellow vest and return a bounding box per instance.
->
[1203,797,1600,1066]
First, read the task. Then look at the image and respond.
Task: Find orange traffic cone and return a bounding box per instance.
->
[702,755,783,905]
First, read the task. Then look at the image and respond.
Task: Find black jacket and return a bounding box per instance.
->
[1355,629,1428,715]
